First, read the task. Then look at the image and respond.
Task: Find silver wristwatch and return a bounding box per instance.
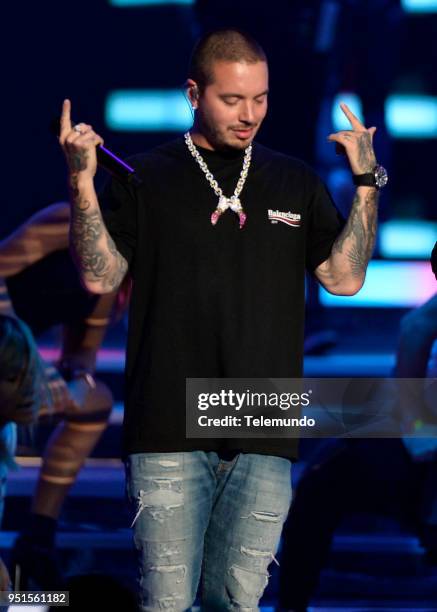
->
[353,164,388,189]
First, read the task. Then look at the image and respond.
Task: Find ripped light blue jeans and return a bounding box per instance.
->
[126,451,292,612]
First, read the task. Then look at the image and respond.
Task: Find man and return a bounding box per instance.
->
[0,202,120,589]
[59,29,385,611]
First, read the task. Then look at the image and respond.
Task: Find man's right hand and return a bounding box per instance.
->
[59,99,104,180]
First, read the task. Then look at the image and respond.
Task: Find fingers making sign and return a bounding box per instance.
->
[59,99,104,180]
[328,102,388,190]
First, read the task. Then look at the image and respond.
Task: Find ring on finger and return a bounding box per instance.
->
[73,124,84,134]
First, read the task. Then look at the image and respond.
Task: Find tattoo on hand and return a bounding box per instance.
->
[69,150,89,173]
[356,132,377,173]
[333,189,378,277]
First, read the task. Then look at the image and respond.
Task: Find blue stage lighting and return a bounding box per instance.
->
[319,261,436,308]
[105,90,193,131]
[385,95,437,138]
[401,0,437,13]
[331,93,363,131]
[380,220,437,258]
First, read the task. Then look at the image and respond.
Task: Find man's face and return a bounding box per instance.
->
[195,60,269,151]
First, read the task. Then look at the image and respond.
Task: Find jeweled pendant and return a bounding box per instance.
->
[211,195,247,229]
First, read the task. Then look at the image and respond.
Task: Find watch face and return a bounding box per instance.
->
[374,165,388,188]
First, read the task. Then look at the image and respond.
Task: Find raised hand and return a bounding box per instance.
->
[59,99,104,179]
[57,101,128,294]
[327,103,377,175]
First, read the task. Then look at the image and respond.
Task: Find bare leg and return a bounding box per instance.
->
[31,419,108,518]
[12,381,112,589]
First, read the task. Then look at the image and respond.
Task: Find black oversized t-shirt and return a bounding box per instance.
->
[100,138,344,461]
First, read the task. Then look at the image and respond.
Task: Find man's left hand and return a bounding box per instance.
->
[327,103,377,175]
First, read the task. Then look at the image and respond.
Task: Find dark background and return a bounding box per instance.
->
[2,0,436,234]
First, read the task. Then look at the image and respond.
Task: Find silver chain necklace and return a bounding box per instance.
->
[184,132,252,229]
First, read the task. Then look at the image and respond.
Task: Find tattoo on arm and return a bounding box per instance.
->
[357,133,377,174]
[69,150,89,174]
[332,189,378,277]
[69,188,128,291]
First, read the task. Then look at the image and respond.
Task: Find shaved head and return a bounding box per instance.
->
[188,28,267,91]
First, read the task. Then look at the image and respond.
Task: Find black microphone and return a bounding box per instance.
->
[50,117,142,187]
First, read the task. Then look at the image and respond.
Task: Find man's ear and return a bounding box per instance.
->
[186,79,199,109]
